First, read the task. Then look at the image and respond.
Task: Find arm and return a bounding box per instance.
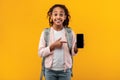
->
[71,30,78,56]
[50,37,67,51]
[38,31,53,57]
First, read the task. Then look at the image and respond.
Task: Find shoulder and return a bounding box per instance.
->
[44,27,51,31]
[42,27,51,36]
[64,27,72,32]
[64,27,75,34]
[40,27,51,36]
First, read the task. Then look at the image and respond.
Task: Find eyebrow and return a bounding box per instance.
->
[52,11,65,13]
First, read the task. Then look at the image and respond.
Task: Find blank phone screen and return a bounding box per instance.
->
[76,34,84,48]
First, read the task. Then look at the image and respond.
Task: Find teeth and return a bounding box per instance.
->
[56,20,61,22]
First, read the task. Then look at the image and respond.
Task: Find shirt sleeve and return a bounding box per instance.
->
[38,30,53,57]
[71,30,78,56]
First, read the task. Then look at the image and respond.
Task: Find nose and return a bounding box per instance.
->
[56,15,60,19]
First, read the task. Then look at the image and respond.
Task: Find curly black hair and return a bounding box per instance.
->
[47,4,71,27]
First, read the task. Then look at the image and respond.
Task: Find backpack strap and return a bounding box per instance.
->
[65,27,73,55]
[44,28,50,47]
[40,28,50,80]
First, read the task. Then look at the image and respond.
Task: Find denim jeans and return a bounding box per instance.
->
[45,68,71,80]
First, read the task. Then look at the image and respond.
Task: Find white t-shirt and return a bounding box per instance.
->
[51,28,65,70]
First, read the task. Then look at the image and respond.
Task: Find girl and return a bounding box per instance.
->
[38,4,78,80]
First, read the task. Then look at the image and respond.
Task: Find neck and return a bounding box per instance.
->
[52,25,64,31]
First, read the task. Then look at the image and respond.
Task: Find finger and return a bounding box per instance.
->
[60,41,67,43]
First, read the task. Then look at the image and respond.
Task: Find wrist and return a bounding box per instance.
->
[74,47,78,53]
[50,43,55,51]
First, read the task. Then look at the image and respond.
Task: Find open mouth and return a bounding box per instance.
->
[55,19,62,23]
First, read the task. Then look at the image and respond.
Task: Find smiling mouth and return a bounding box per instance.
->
[55,19,62,23]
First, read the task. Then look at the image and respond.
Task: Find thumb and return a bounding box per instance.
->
[57,37,62,41]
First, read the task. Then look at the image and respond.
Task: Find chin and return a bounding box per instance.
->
[55,23,63,26]
[56,24,61,25]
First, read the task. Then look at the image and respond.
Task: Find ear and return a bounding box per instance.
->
[48,12,52,19]
[51,15,53,20]
[50,14,53,22]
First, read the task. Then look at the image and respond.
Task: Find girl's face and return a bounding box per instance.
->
[51,7,66,26]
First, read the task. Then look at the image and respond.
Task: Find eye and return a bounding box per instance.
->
[53,13,57,16]
[59,14,64,16]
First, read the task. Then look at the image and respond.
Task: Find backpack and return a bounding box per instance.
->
[40,27,73,80]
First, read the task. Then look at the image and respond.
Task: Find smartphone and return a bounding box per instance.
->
[76,34,84,48]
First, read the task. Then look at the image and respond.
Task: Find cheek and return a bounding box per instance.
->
[63,16,66,20]
[51,16,56,20]
[63,17,66,21]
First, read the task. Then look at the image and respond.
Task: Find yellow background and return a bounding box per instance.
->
[0,0,120,80]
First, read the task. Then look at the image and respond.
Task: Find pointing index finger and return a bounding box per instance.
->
[60,41,67,43]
